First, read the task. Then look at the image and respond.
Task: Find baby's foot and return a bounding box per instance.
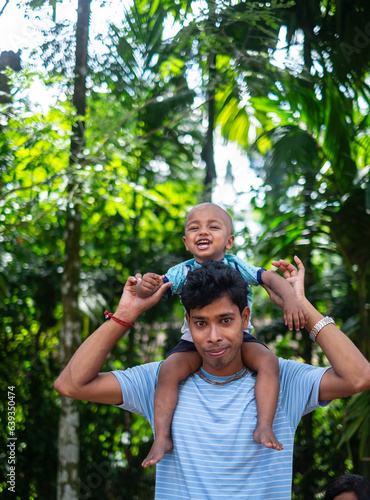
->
[141,436,173,468]
[253,425,284,451]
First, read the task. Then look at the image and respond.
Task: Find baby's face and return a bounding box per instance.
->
[183,204,234,263]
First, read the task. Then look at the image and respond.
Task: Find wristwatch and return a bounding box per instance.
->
[309,316,335,342]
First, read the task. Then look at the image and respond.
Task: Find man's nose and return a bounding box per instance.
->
[207,325,223,343]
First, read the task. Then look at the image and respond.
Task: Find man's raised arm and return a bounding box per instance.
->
[269,256,370,402]
[54,275,172,405]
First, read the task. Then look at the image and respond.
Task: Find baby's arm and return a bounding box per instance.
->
[261,269,308,331]
[135,273,163,298]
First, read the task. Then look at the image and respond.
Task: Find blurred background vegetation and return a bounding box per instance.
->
[0,0,369,498]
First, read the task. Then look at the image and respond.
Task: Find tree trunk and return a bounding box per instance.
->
[57,1,91,499]
[201,52,217,201]
[201,1,218,200]
[57,200,82,500]
[0,50,21,104]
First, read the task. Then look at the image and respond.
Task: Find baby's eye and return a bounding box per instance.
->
[210,225,220,229]
[189,226,198,231]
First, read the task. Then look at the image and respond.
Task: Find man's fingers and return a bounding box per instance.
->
[157,281,172,295]
[294,256,304,271]
[147,280,172,303]
[127,275,138,285]
[294,256,305,276]
[294,255,303,266]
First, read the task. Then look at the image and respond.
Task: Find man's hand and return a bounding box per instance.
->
[135,272,163,298]
[115,274,172,323]
[259,257,370,402]
[262,256,307,330]
[54,273,172,405]
[271,255,306,303]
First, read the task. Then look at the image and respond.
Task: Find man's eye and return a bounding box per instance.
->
[196,321,205,326]
[222,318,231,324]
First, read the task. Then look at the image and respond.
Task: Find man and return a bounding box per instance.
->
[54,257,370,499]
[324,474,370,500]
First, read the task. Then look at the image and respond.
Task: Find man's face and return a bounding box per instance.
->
[182,205,235,263]
[332,493,358,500]
[186,295,250,376]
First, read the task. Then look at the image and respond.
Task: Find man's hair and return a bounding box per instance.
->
[324,474,370,500]
[181,261,249,314]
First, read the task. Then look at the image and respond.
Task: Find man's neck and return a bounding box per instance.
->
[197,366,248,385]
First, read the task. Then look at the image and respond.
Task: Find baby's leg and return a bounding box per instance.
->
[242,342,283,450]
[141,350,201,467]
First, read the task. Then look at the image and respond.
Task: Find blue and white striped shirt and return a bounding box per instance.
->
[113,359,329,499]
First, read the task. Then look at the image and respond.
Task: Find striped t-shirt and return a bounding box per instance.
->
[113,359,330,499]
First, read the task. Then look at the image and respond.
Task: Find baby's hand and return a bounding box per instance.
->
[283,298,308,331]
[135,273,163,298]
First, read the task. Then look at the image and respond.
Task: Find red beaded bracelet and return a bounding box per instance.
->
[104,311,135,328]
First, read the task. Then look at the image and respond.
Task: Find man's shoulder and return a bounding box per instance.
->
[112,362,162,418]
[278,357,307,373]
[112,361,162,384]
[278,357,328,382]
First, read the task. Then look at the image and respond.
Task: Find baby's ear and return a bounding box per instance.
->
[226,235,235,249]
[182,235,189,251]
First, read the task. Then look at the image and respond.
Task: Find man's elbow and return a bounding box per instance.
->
[350,363,370,395]
[356,365,370,393]
[54,375,77,399]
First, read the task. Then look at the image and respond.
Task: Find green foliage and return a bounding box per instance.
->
[0,27,200,492]
[1,0,370,496]
[0,203,62,498]
[338,392,370,462]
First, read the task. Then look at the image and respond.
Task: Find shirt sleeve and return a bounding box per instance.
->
[162,260,194,299]
[111,361,162,425]
[278,358,331,430]
[225,254,265,286]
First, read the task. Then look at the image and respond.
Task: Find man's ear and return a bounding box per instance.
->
[183,235,189,251]
[226,235,235,250]
[241,307,250,330]
[185,312,190,324]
